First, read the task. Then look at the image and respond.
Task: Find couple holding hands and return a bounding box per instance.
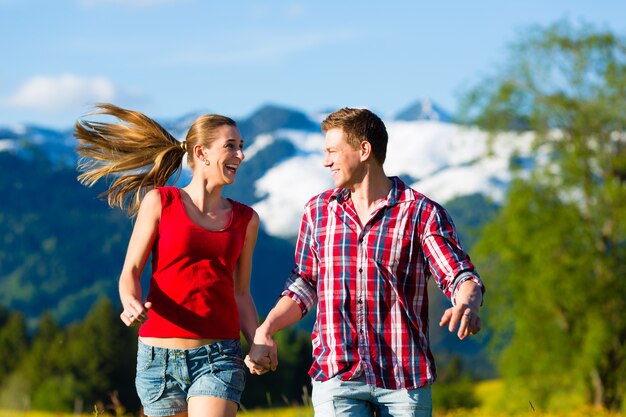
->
[75,104,484,417]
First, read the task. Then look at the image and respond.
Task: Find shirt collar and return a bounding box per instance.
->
[329,176,415,207]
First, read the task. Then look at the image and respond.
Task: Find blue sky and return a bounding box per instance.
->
[1,0,624,129]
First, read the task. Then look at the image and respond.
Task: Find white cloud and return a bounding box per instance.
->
[3,74,122,112]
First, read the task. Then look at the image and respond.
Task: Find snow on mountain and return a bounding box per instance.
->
[386,121,534,203]
[0,124,76,164]
[0,138,18,152]
[0,103,535,240]
[249,119,533,238]
[394,98,453,123]
[254,154,331,237]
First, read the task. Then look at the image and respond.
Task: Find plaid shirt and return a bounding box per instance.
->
[282,177,484,389]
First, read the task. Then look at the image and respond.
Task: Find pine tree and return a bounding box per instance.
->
[0,311,28,382]
[65,297,137,412]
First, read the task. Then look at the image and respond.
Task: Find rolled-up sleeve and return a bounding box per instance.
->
[281,206,319,316]
[422,204,485,304]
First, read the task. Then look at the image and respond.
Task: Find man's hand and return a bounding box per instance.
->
[439,280,482,340]
[245,328,278,375]
[439,303,481,340]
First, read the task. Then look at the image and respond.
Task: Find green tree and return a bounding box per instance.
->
[18,312,63,395]
[31,374,80,412]
[464,20,626,410]
[16,311,82,411]
[0,311,28,382]
[64,297,138,413]
[432,355,479,411]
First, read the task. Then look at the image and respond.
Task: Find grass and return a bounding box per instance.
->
[1,380,623,417]
[241,407,313,417]
[0,408,314,417]
[0,405,622,417]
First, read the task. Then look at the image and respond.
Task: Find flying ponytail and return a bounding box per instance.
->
[74,103,186,217]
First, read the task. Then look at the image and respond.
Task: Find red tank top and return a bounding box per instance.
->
[138,187,253,339]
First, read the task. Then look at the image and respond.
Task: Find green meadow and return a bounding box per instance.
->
[2,380,625,417]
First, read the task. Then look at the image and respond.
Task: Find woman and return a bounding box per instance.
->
[75,103,265,417]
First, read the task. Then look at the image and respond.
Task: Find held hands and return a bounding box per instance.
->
[121,300,152,327]
[245,329,278,375]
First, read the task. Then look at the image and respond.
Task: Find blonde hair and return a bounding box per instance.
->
[74,103,236,216]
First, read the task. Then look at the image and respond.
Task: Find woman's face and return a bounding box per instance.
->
[202,124,245,185]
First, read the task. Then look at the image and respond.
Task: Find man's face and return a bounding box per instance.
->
[323,128,363,188]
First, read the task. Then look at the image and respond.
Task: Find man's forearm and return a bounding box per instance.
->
[257,296,303,338]
[246,296,303,374]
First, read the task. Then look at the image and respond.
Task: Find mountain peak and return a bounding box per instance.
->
[394,98,453,123]
[238,103,319,143]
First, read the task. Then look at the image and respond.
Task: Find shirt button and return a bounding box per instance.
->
[358,299,363,304]
[359,237,363,243]
[360,330,364,334]
[359,268,363,273]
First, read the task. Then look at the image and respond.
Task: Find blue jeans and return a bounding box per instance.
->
[135,339,245,417]
[311,375,432,417]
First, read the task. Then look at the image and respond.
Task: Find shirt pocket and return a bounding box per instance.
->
[380,233,416,279]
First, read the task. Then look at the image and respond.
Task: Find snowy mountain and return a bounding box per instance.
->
[248,120,533,237]
[394,98,454,123]
[0,124,76,165]
[0,101,534,239]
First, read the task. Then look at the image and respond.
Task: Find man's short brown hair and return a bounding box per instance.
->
[321,108,388,164]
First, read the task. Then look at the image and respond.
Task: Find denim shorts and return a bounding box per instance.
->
[312,374,432,417]
[135,339,246,417]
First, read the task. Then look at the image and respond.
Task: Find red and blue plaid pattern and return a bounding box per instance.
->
[282,177,484,389]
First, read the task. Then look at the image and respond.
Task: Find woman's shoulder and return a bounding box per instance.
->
[228,199,256,224]
[228,198,251,212]
[154,186,181,206]
[142,189,162,206]
[135,188,163,220]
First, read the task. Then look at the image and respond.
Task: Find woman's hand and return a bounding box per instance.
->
[120,300,152,327]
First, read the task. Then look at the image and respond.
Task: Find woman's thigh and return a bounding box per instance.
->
[188,395,237,417]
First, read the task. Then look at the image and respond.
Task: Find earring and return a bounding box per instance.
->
[204,159,210,166]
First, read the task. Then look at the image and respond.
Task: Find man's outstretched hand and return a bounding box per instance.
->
[439,280,483,340]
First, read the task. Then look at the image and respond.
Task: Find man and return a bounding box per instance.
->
[247,108,484,416]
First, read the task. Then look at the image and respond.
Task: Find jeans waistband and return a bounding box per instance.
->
[138,338,239,358]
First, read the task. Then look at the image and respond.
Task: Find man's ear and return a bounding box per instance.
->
[359,140,372,162]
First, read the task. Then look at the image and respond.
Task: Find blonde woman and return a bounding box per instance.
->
[75,104,267,417]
